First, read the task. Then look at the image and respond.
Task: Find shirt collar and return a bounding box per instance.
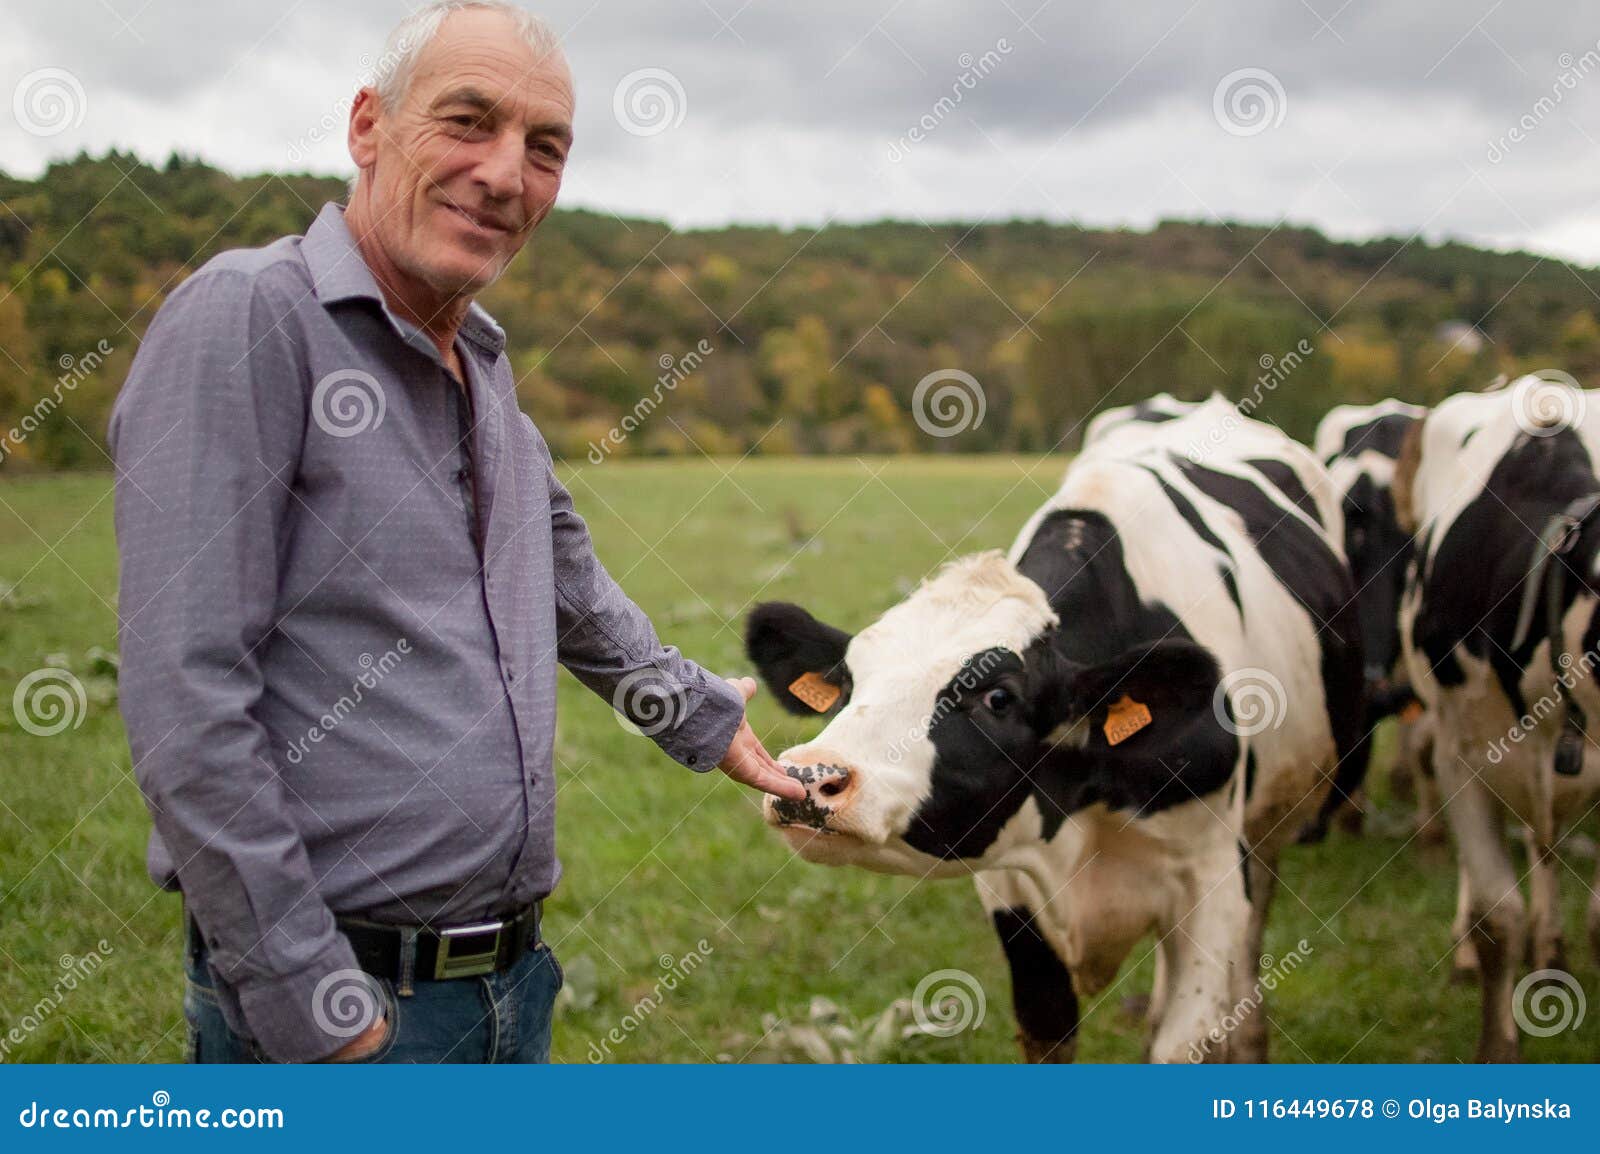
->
[303,202,507,358]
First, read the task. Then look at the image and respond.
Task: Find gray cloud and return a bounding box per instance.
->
[3,0,1599,259]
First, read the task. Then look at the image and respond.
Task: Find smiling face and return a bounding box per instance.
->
[347,7,573,302]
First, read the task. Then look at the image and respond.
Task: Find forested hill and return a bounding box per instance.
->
[4,151,1600,468]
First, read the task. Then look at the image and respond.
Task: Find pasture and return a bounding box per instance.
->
[1,457,1596,1063]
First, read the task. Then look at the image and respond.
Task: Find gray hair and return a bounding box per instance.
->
[372,1,564,110]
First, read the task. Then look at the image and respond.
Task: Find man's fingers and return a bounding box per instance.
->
[729,676,758,702]
[757,764,807,800]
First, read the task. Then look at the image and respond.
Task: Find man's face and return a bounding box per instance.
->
[353,8,574,298]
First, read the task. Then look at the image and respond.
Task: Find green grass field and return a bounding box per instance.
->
[1,459,1596,1063]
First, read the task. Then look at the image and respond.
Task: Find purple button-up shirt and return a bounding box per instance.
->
[108,203,744,1061]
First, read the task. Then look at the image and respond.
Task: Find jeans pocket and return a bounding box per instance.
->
[319,977,400,1064]
[546,946,565,992]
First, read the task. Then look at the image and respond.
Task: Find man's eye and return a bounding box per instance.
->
[982,687,1015,715]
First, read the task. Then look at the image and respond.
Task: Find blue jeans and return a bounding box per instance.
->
[183,928,564,1064]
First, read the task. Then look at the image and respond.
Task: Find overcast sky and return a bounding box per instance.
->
[5,0,1600,262]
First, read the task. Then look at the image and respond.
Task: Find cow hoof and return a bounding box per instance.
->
[1017,1033,1077,1064]
[1336,807,1364,837]
[1450,962,1480,985]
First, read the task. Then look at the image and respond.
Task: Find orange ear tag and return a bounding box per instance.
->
[1103,695,1153,746]
[1399,701,1424,724]
[788,672,842,713]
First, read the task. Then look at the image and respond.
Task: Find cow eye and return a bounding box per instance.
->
[982,687,1015,714]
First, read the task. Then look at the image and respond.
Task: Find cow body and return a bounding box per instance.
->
[747,396,1366,1062]
[1397,378,1600,1061]
[1306,399,1439,842]
[1081,392,1199,449]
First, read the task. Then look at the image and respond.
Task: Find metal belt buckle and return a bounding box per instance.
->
[434,920,504,980]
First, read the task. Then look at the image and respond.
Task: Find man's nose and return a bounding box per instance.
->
[767,752,858,827]
[475,131,525,202]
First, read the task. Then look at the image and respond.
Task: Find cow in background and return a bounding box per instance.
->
[1300,400,1440,842]
[747,397,1365,1062]
[1396,375,1600,1061]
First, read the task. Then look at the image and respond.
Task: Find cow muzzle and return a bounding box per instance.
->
[766,761,856,831]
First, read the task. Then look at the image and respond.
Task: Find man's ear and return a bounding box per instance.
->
[1038,639,1221,733]
[745,602,853,716]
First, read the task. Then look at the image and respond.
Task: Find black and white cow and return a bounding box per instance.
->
[1301,400,1439,842]
[1081,393,1200,449]
[1397,376,1600,1061]
[747,397,1367,1062]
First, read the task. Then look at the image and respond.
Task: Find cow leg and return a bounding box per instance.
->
[1402,716,1446,844]
[991,906,1078,1063]
[1450,858,1478,980]
[1523,824,1567,973]
[1231,852,1278,1063]
[1589,856,1600,966]
[1147,847,1250,1064]
[1438,755,1524,1062]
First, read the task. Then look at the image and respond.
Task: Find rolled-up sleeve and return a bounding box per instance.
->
[109,269,359,1063]
[526,416,745,771]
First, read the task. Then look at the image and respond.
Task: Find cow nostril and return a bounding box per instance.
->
[818,770,851,799]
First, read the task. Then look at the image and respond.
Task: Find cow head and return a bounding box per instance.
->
[744,551,1225,876]
[1340,470,1413,683]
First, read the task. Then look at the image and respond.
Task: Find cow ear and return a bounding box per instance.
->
[745,602,854,716]
[1044,639,1221,730]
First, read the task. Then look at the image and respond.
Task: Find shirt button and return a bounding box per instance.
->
[455,467,470,482]
[686,754,698,766]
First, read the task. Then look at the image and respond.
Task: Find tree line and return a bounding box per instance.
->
[3,151,1599,470]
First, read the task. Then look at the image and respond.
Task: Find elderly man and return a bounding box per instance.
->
[109,0,802,1064]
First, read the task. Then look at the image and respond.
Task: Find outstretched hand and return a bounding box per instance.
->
[717,678,806,801]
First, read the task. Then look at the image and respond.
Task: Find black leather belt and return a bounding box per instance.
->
[186,902,543,984]
[337,903,544,982]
